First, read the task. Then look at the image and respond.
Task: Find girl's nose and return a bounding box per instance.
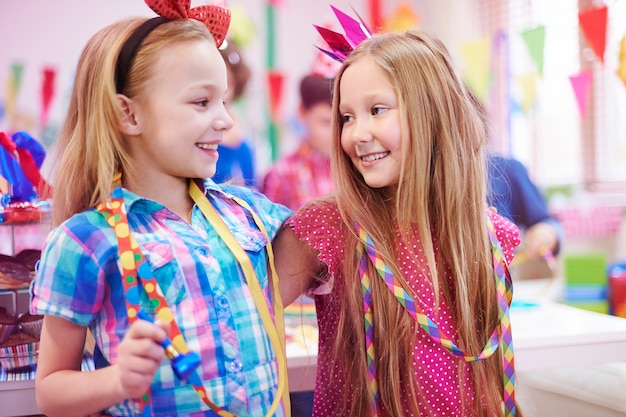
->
[216,105,234,131]
[351,118,373,143]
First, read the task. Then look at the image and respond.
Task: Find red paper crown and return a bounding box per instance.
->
[314,5,372,63]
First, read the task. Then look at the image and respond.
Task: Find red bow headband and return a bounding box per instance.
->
[146,0,230,47]
[115,0,231,93]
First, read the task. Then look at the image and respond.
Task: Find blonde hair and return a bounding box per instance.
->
[328,30,519,416]
[49,18,213,226]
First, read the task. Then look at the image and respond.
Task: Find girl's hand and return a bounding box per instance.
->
[114,318,170,399]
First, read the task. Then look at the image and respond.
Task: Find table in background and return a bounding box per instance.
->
[285,277,626,391]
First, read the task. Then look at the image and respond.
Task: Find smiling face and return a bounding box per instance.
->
[338,57,403,189]
[127,38,233,185]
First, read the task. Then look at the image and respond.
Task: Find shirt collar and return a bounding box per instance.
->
[119,177,232,212]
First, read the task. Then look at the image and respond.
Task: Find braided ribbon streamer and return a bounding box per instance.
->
[145,0,230,47]
[487,218,517,416]
[97,172,234,417]
[356,217,516,417]
[357,245,380,416]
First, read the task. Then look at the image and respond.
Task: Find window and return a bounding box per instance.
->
[478,0,626,193]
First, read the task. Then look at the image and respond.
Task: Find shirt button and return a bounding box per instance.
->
[226,360,243,373]
[217,297,229,309]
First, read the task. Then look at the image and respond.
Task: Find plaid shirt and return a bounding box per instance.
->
[31,180,292,417]
[262,142,333,210]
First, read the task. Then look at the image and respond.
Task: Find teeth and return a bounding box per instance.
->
[197,143,218,150]
[361,152,388,162]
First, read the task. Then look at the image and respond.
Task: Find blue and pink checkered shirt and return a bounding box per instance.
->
[31,179,292,417]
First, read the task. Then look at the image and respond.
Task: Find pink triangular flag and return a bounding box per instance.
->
[569,70,592,118]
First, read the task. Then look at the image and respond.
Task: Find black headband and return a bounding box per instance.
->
[115,16,169,94]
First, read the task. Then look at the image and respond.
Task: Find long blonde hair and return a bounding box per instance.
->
[328,30,518,416]
[49,18,213,226]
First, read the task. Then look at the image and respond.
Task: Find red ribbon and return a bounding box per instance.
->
[0,132,52,199]
[145,0,231,48]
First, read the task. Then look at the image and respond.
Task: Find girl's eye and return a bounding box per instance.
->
[371,106,387,115]
[195,99,209,107]
[342,114,354,123]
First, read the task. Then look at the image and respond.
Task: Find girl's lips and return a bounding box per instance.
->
[359,151,390,163]
[196,143,219,150]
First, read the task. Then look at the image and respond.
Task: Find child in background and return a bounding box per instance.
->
[274,28,523,417]
[488,154,562,260]
[30,1,291,416]
[262,74,335,210]
[213,41,257,188]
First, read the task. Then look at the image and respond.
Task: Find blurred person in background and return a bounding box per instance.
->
[262,73,335,210]
[213,40,257,188]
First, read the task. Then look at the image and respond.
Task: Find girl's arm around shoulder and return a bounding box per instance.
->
[273,223,324,307]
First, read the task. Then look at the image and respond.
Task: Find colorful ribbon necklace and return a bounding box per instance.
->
[356,217,516,417]
[97,172,289,416]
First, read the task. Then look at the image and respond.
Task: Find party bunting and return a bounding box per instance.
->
[369,0,382,31]
[40,67,56,130]
[459,37,491,102]
[265,1,280,161]
[383,2,420,32]
[267,71,284,121]
[516,72,539,113]
[617,36,626,88]
[5,62,24,120]
[578,5,608,63]
[569,70,592,119]
[11,63,24,96]
[520,25,545,77]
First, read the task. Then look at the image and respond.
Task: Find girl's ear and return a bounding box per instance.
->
[117,94,141,135]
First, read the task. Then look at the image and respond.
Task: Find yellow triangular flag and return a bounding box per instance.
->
[516,72,539,113]
[459,37,492,102]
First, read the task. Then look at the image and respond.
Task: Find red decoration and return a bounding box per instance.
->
[40,67,56,129]
[578,5,608,63]
[0,132,52,199]
[267,71,284,121]
[145,0,231,48]
[369,0,382,30]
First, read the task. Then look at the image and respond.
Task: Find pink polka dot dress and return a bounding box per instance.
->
[288,200,520,417]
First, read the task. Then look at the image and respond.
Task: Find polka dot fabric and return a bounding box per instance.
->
[288,201,520,417]
[145,0,231,47]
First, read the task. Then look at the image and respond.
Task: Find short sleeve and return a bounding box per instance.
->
[221,184,293,240]
[30,211,115,326]
[487,210,521,266]
[286,200,345,293]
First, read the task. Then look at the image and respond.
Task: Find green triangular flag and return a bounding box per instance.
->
[521,25,545,77]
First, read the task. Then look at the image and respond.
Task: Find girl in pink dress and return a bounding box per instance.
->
[275,29,524,417]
